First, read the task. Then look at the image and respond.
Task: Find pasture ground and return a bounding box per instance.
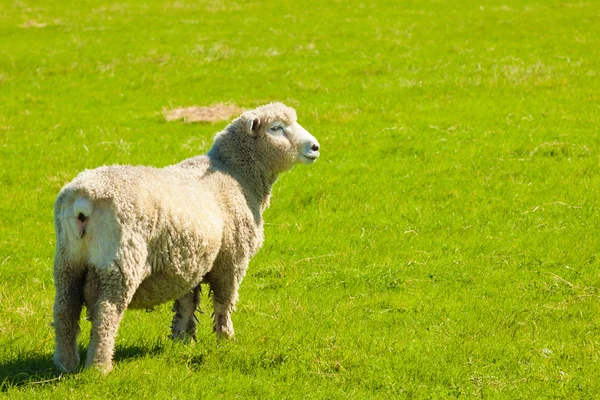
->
[1,0,599,398]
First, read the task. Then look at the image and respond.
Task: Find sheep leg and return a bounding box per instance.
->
[207,273,240,339]
[83,267,101,320]
[53,263,85,373]
[85,263,138,373]
[171,285,201,343]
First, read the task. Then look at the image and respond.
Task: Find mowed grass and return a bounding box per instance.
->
[1,0,600,398]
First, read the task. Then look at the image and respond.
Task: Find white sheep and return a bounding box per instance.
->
[52,102,320,373]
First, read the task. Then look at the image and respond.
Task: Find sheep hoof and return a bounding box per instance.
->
[214,314,234,340]
[171,331,197,344]
[215,327,235,341]
[53,352,80,373]
[216,333,234,342]
[89,361,113,375]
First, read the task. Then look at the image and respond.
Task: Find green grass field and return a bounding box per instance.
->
[1,0,600,398]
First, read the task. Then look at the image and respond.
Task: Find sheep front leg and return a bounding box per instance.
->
[53,263,85,373]
[85,263,138,373]
[171,285,201,343]
[207,268,244,340]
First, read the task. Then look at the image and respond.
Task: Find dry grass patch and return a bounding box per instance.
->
[164,103,244,123]
[19,20,47,28]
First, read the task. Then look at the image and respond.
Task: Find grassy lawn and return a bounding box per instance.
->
[1,0,599,398]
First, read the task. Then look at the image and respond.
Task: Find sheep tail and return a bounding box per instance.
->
[73,197,93,238]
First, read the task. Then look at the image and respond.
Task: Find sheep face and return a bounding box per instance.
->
[242,103,320,172]
[270,121,320,166]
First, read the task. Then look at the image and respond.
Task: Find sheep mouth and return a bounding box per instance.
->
[298,153,319,162]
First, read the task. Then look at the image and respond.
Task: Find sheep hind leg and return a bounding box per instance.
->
[171,285,201,343]
[83,267,101,321]
[85,262,139,374]
[53,260,85,373]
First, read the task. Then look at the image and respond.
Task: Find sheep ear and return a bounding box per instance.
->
[245,115,261,135]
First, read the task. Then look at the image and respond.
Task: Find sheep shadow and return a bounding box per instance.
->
[0,352,60,391]
[0,343,165,391]
[113,342,165,362]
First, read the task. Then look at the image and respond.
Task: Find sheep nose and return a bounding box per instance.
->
[310,143,320,152]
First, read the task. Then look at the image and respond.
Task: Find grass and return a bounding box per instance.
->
[1,0,600,398]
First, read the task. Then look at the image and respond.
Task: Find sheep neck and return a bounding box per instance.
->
[208,134,278,221]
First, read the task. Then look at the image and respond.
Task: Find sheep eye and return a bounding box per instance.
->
[270,126,284,135]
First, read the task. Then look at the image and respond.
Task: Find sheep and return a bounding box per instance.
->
[52,102,320,373]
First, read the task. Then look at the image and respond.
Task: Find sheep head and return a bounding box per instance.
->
[240,102,320,172]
